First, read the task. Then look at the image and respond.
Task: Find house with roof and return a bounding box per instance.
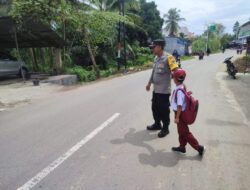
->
[238,20,250,45]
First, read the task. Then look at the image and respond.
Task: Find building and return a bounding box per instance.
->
[238,20,250,44]
[162,26,192,55]
[165,37,189,56]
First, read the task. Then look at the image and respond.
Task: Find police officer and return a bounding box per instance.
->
[146,39,179,138]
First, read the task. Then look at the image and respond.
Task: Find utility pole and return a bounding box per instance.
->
[117,0,126,71]
[121,0,127,71]
[117,0,122,70]
[206,25,209,52]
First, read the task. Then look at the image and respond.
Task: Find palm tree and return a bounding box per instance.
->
[164,8,185,37]
[83,0,117,11]
[83,0,139,12]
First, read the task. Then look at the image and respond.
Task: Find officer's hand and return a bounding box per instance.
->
[146,83,151,91]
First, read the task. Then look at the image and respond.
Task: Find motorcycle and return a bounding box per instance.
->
[223,56,237,79]
[176,56,181,68]
[173,55,181,68]
[198,52,204,60]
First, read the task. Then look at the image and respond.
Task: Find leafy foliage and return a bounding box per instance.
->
[82,11,133,45]
[65,66,96,81]
[233,21,240,36]
[137,0,163,42]
[220,33,234,48]
[192,37,206,53]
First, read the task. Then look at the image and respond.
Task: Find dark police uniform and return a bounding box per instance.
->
[147,40,178,137]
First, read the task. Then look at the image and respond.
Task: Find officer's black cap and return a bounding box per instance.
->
[149,39,165,49]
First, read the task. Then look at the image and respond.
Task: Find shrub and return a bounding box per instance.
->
[65,66,96,82]
[100,68,116,78]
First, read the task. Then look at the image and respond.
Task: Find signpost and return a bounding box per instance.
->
[206,24,217,52]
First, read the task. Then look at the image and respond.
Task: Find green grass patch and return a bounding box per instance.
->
[181,56,195,61]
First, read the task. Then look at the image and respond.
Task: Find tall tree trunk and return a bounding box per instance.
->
[63,20,66,63]
[39,48,46,66]
[29,48,38,71]
[48,47,54,68]
[54,48,62,75]
[85,35,100,78]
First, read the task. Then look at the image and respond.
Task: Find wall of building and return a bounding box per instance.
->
[238,21,250,42]
[165,37,188,56]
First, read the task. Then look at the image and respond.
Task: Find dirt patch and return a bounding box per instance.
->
[0,79,63,110]
[234,56,250,73]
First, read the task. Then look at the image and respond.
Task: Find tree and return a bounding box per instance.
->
[163,8,185,36]
[75,10,133,77]
[192,37,206,53]
[233,21,240,39]
[215,23,225,37]
[208,33,221,52]
[220,33,234,48]
[84,0,118,11]
[77,0,138,75]
[135,0,163,44]
[179,32,186,39]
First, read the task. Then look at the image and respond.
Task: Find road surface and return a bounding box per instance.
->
[0,50,249,190]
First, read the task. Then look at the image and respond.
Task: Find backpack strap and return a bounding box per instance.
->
[174,88,186,103]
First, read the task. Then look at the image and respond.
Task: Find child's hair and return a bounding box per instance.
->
[177,78,184,83]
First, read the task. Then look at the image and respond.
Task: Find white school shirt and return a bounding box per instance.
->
[171,84,186,111]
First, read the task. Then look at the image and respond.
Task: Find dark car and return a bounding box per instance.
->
[0,52,30,79]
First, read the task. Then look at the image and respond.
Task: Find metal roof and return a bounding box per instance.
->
[0,17,65,48]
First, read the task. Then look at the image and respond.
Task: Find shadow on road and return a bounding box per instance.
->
[111,128,203,168]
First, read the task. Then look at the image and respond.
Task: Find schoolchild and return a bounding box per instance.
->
[171,69,205,156]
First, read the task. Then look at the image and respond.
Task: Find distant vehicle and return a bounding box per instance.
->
[172,49,181,68]
[226,42,241,49]
[198,52,204,60]
[0,52,30,79]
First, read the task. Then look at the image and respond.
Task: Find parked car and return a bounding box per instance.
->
[0,52,30,79]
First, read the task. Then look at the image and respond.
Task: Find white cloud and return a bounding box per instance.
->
[147,0,250,35]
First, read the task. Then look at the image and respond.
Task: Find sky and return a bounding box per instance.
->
[147,0,250,35]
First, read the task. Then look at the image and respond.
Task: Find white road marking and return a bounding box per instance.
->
[17,113,120,190]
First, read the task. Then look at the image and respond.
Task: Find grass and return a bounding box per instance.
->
[234,55,250,73]
[181,56,195,61]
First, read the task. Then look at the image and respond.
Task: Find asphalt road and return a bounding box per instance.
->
[0,50,250,190]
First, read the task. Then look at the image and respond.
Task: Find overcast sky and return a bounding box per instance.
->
[147,0,250,35]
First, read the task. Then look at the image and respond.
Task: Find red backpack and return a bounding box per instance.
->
[175,88,199,125]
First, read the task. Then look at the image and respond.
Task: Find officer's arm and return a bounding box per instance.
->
[167,55,179,71]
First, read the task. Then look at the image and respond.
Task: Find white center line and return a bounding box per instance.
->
[17,113,120,190]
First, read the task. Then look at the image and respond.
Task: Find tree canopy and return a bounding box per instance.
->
[163,8,185,36]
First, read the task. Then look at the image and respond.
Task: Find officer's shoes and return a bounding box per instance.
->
[157,129,169,138]
[172,146,186,153]
[198,145,206,156]
[147,123,161,130]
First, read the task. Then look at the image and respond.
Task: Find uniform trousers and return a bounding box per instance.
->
[152,92,170,128]
[176,113,200,150]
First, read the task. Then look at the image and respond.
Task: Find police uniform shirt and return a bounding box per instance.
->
[149,51,178,94]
